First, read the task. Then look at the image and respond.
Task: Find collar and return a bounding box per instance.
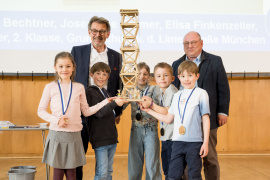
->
[186,52,202,64]
[91,44,108,55]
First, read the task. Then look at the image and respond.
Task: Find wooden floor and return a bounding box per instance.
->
[1,155,270,180]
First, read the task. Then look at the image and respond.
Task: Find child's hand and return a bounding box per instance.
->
[140,104,150,112]
[140,96,152,109]
[114,97,128,106]
[107,97,117,103]
[200,142,209,158]
[58,115,69,128]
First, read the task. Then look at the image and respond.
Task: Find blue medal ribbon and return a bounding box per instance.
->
[160,94,164,126]
[97,86,116,117]
[178,87,196,124]
[58,80,73,115]
[137,85,150,111]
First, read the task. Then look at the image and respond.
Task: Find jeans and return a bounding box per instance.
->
[94,144,117,180]
[128,122,162,180]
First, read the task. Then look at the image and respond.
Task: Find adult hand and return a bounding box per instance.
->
[115,116,121,124]
[218,114,228,126]
[58,115,69,128]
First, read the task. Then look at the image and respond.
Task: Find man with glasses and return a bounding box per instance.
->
[172,31,230,180]
[71,16,122,180]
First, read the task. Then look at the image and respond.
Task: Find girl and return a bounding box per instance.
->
[37,52,113,180]
[128,62,162,180]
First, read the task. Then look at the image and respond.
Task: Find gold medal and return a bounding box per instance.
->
[179,125,186,135]
[64,118,68,122]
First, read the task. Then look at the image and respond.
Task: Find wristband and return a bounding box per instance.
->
[150,100,153,108]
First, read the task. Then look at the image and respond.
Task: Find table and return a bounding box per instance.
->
[0,127,50,180]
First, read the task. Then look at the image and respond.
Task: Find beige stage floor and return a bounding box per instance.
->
[1,155,270,180]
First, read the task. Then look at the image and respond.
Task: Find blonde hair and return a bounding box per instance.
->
[154,62,173,76]
[177,61,199,75]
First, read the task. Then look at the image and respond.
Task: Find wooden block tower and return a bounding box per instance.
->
[119,9,142,101]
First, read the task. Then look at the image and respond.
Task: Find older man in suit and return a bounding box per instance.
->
[71,16,122,180]
[172,31,230,180]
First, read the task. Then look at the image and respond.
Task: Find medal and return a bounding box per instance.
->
[136,111,142,121]
[160,128,165,136]
[178,87,196,135]
[179,125,186,135]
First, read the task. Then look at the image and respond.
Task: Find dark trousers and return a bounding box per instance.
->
[168,141,202,180]
[76,123,89,180]
[183,129,220,180]
[161,140,174,180]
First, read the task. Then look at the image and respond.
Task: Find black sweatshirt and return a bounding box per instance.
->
[86,85,120,149]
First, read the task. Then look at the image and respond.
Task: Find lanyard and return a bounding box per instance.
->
[58,80,72,115]
[96,86,116,117]
[137,85,150,110]
[160,94,164,125]
[178,87,196,124]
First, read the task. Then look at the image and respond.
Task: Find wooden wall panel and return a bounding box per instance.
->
[0,77,270,156]
[216,79,270,152]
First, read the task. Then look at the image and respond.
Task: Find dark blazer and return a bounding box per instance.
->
[71,43,122,97]
[86,85,119,149]
[172,50,230,129]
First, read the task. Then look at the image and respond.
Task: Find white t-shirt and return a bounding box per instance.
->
[168,87,210,142]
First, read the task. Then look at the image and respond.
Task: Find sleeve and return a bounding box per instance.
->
[114,106,123,117]
[37,84,60,124]
[199,90,210,116]
[216,57,230,115]
[172,61,180,89]
[168,93,177,115]
[149,86,159,104]
[164,86,178,107]
[71,46,75,59]
[80,87,109,117]
[85,88,117,118]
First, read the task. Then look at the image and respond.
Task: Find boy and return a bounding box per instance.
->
[140,62,178,180]
[141,61,210,180]
[86,62,126,180]
[127,62,162,180]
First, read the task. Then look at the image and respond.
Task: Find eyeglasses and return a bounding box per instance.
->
[183,40,201,47]
[90,29,107,35]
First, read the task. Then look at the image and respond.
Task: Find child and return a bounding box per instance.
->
[37,52,114,180]
[140,62,178,180]
[86,62,126,180]
[127,62,162,180]
[141,60,210,180]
